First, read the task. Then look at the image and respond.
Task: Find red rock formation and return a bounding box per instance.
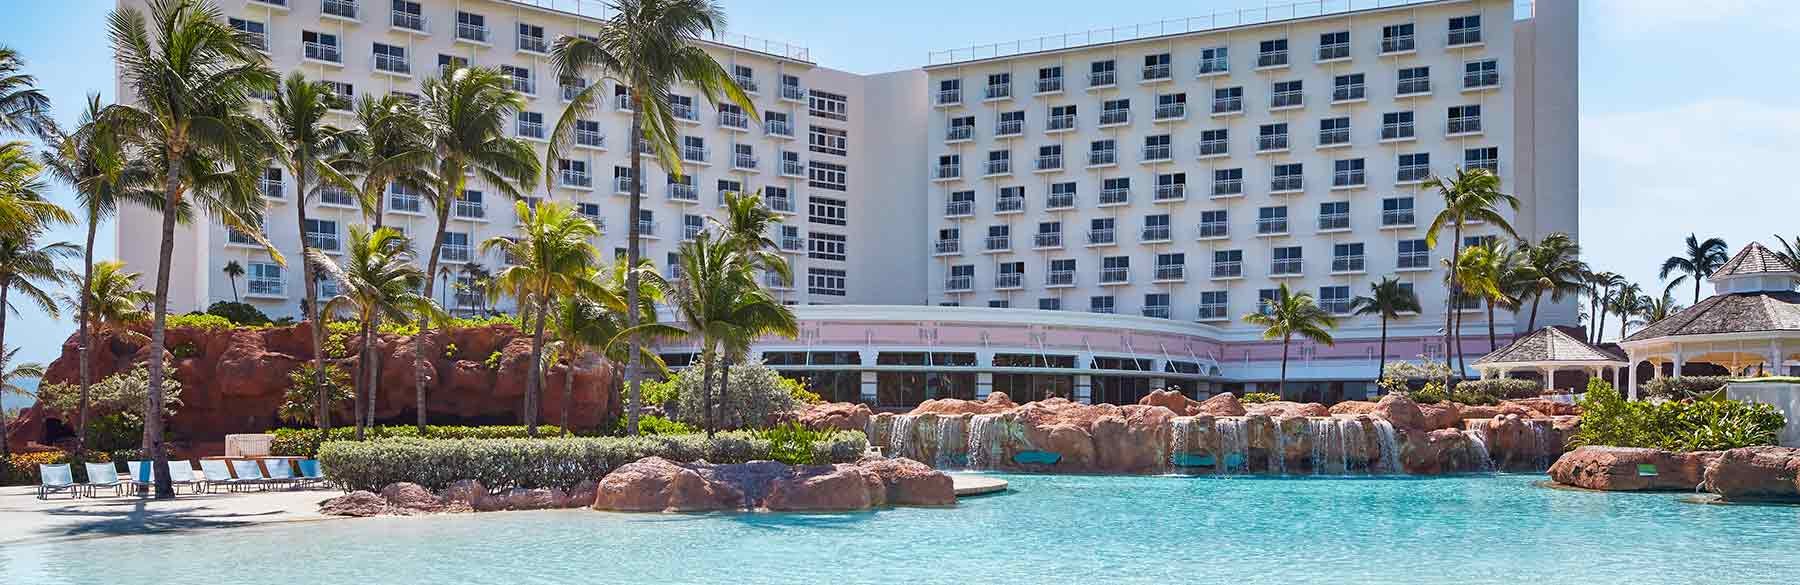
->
[594,457,746,512]
[1196,393,1247,417]
[1328,400,1378,416]
[1373,393,1427,431]
[1511,397,1582,417]
[765,465,879,511]
[857,457,956,506]
[1399,428,1474,474]
[1701,447,1800,501]
[319,491,389,517]
[909,392,1018,416]
[1547,446,1720,492]
[594,456,955,512]
[1246,401,1330,418]
[1417,402,1463,431]
[793,402,873,432]
[1459,402,1546,420]
[8,323,620,451]
[1138,389,1200,416]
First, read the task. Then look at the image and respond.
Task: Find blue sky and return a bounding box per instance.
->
[2,0,1795,405]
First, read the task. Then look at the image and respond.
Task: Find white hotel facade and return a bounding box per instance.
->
[114,0,1577,408]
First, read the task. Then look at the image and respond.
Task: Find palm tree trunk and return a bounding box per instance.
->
[355,318,372,441]
[560,357,574,436]
[700,352,716,438]
[145,161,180,500]
[229,276,238,302]
[0,284,9,460]
[1487,302,1497,351]
[1278,335,1290,399]
[718,358,733,431]
[415,203,451,434]
[1692,278,1701,307]
[1449,226,1463,380]
[1527,292,1542,332]
[296,163,330,434]
[525,297,549,437]
[623,106,645,436]
[1376,316,1388,384]
[76,216,97,455]
[1596,285,1611,343]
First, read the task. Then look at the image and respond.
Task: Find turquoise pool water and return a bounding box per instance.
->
[4,474,1798,584]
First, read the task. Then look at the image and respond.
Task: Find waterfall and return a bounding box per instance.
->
[1372,419,1401,474]
[888,414,918,461]
[1462,419,1494,472]
[1527,419,1553,469]
[934,415,963,469]
[1214,417,1248,474]
[1308,418,1342,474]
[1169,416,1190,471]
[1338,418,1365,473]
[1268,417,1288,475]
[966,413,1004,470]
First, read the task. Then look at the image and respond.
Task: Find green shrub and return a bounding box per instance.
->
[270,425,567,458]
[667,358,804,430]
[1379,359,1456,394]
[167,313,235,331]
[1454,378,1543,401]
[1409,381,1450,404]
[280,365,353,426]
[760,422,830,465]
[206,301,272,326]
[1571,379,1786,451]
[170,341,199,358]
[36,363,183,423]
[1240,392,1279,404]
[1641,376,1734,401]
[484,351,504,370]
[315,431,869,491]
[442,343,459,360]
[2,450,112,486]
[640,378,678,410]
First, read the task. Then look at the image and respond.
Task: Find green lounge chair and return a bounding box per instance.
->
[37,463,79,499]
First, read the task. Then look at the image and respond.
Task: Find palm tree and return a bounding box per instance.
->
[336,93,433,229]
[1587,271,1625,345]
[549,0,757,435]
[1607,282,1646,342]
[1514,233,1584,332]
[1350,277,1421,382]
[1424,167,1519,377]
[1456,241,1520,351]
[481,201,600,436]
[0,47,50,137]
[107,0,278,499]
[269,72,356,436]
[545,264,681,435]
[1660,233,1730,306]
[670,232,797,435]
[309,226,440,440]
[1638,291,1682,329]
[0,142,75,244]
[221,260,244,301]
[1242,284,1336,398]
[57,260,152,454]
[0,232,79,373]
[0,346,45,460]
[458,261,490,315]
[415,66,539,431]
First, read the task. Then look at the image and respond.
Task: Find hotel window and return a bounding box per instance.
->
[1449,104,1483,135]
[808,161,847,191]
[1143,293,1171,317]
[1318,31,1350,61]
[986,150,1013,175]
[1048,182,1077,208]
[946,190,975,216]
[996,110,1025,135]
[781,74,803,99]
[1143,134,1172,161]
[303,219,339,251]
[1089,59,1116,86]
[1142,53,1171,80]
[809,125,847,156]
[1198,46,1229,75]
[576,203,600,225]
[1100,177,1130,205]
[1332,242,1364,273]
[1382,111,1415,140]
[517,23,548,53]
[1257,38,1289,67]
[1384,197,1417,227]
[1465,59,1500,89]
[1319,117,1351,146]
[1038,298,1061,311]
[938,78,962,104]
[1049,258,1077,286]
[441,231,472,263]
[1100,99,1130,126]
[1398,239,1430,269]
[1398,66,1431,95]
[455,11,487,43]
[392,0,424,30]
[1199,291,1229,320]
[808,268,846,296]
[989,300,1010,309]
[1465,147,1500,173]
[732,64,755,91]
[229,18,267,51]
[808,90,848,121]
[948,115,975,141]
[1154,253,1184,280]
[1320,285,1352,315]
[1089,295,1115,314]
[1143,214,1171,241]
[516,111,544,139]
[501,65,534,95]
[1257,289,1280,315]
[1272,246,1303,275]
[1272,163,1304,192]
[1213,168,1244,196]
[1198,129,1228,157]
[809,232,846,262]
[1333,73,1366,102]
[1089,217,1116,244]
[997,186,1025,213]
[948,264,975,290]
[1154,173,1186,201]
[1398,152,1431,183]
[302,31,341,62]
[1036,221,1062,248]
[1047,105,1078,132]
[1038,66,1064,93]
[998,262,1025,288]
[1465,234,1498,249]
[1382,23,1416,53]
[1449,15,1483,46]
[248,261,284,297]
[1319,201,1350,231]
[808,196,847,226]
[1212,86,1243,114]
[1101,256,1130,283]
[1199,209,1228,238]
[1037,145,1063,171]
[437,54,469,75]
[986,72,1012,99]
[1334,158,1366,187]
[1154,93,1186,120]
[1258,123,1289,151]
[1213,250,1244,279]
[986,224,1012,251]
[1257,206,1289,234]
[1271,80,1303,108]
[1089,139,1117,166]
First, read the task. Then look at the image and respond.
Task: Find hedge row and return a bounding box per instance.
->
[271,425,566,458]
[1451,378,1544,401]
[1641,376,1734,401]
[315,431,869,492]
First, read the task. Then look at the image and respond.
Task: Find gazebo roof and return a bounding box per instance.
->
[1474,326,1625,366]
[1711,242,1795,279]
[1623,291,1800,342]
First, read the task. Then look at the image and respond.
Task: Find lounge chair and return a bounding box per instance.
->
[82,462,127,497]
[125,460,153,493]
[126,460,204,494]
[166,461,206,494]
[297,459,328,489]
[199,459,248,493]
[37,463,80,499]
[260,458,299,490]
[228,459,271,491]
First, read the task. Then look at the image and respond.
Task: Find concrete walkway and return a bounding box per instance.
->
[0,485,343,544]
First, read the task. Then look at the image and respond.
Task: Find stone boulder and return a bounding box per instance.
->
[1138,389,1200,416]
[1400,428,1475,474]
[1328,400,1379,416]
[320,491,389,517]
[857,457,956,506]
[1459,402,1545,420]
[558,480,598,509]
[1548,446,1720,492]
[1373,393,1427,431]
[1195,393,1247,417]
[440,479,488,512]
[379,482,443,514]
[1417,402,1463,430]
[765,465,877,511]
[501,488,562,510]
[1701,447,1800,502]
[592,457,745,512]
[1246,401,1330,419]
[1512,398,1581,417]
[909,392,1018,416]
[793,402,874,432]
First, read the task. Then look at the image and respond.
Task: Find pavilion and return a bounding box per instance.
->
[1472,325,1627,393]
[1618,242,1800,399]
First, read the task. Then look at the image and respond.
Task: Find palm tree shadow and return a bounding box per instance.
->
[37,497,292,539]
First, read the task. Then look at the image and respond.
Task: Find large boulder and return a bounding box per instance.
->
[320,491,389,517]
[1548,446,1720,492]
[1138,389,1199,416]
[1246,401,1330,419]
[1417,402,1463,430]
[857,457,956,506]
[1400,428,1475,474]
[793,402,874,432]
[765,465,877,511]
[1459,402,1545,420]
[440,479,488,512]
[379,482,443,514]
[1511,398,1581,417]
[1196,393,1247,417]
[1329,401,1379,416]
[909,393,1018,416]
[501,488,563,510]
[1701,447,1800,502]
[592,457,745,512]
[1373,393,1427,431]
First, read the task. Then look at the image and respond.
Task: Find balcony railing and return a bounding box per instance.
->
[559,170,592,188]
[767,195,795,213]
[1198,221,1228,239]
[996,273,1023,289]
[441,244,472,263]
[1449,28,1483,47]
[1332,255,1365,273]
[517,120,544,139]
[1034,232,1062,248]
[1035,154,1063,171]
[669,183,698,202]
[1089,70,1116,87]
[1153,184,1185,201]
[1099,187,1129,205]
[248,277,284,297]
[1257,50,1288,68]
[1334,170,1366,188]
[454,199,484,219]
[1321,298,1351,315]
[995,196,1025,213]
[764,273,791,289]
[719,111,748,130]
[1317,42,1349,61]
[1037,77,1063,93]
[1198,58,1228,76]
[304,230,340,252]
[1142,145,1171,162]
[733,153,757,170]
[1399,251,1431,269]
[1397,78,1431,96]
[984,159,1011,175]
[615,94,635,112]
[985,235,1011,251]
[1141,225,1171,242]
[258,178,283,199]
[1271,259,1303,275]
[767,120,794,138]
[934,239,960,255]
[985,83,1011,100]
[637,220,659,237]
[1047,114,1075,132]
[1142,64,1171,81]
[613,176,641,194]
[389,193,421,213]
[304,41,341,63]
[1382,35,1416,54]
[1397,165,1430,183]
[945,276,973,291]
[1089,149,1116,166]
[322,0,358,19]
[1319,213,1350,231]
[391,10,426,32]
[683,224,703,240]
[1448,116,1482,135]
[1258,134,1289,152]
[781,236,805,251]
[1464,71,1500,89]
[1046,193,1075,209]
[1099,110,1130,126]
[732,75,758,93]
[1382,122,1416,141]
[1271,91,1303,109]
[682,146,709,164]
[944,200,973,217]
[946,125,973,142]
[1333,84,1366,102]
[936,88,962,106]
[456,22,488,43]
[1087,229,1115,245]
[320,187,355,207]
[1212,97,1243,114]
[1100,267,1129,284]
[1198,139,1227,157]
[1212,179,1242,197]
[1090,304,1116,314]
[995,119,1024,136]
[373,53,410,75]
[1212,261,1242,279]
[782,160,806,177]
[672,104,698,122]
[781,83,806,101]
[518,34,548,54]
[1271,175,1303,192]
[1142,305,1170,318]
[1047,270,1075,286]
[1198,304,1227,320]
[1319,128,1350,146]
[1383,209,1416,227]
[1468,159,1499,174]
[1257,218,1288,234]
[575,128,605,148]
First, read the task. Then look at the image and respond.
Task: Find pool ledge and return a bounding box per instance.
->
[951,474,1009,497]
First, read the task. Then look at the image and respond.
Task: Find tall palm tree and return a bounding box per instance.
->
[1587,270,1625,345]
[1514,232,1584,332]
[0,47,50,137]
[0,346,45,460]
[481,201,599,436]
[221,260,243,301]
[1456,241,1520,351]
[336,93,433,229]
[309,226,440,440]
[1241,283,1336,398]
[545,264,681,435]
[0,142,75,245]
[1350,277,1421,382]
[415,66,539,431]
[1607,281,1646,342]
[458,261,490,315]
[1659,233,1730,305]
[1424,167,1519,378]
[549,0,758,435]
[269,71,356,435]
[107,0,278,499]
[1638,291,1682,329]
[670,232,797,435]
[57,260,152,454]
[0,232,79,373]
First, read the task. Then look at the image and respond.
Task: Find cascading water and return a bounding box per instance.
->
[1462,419,1494,472]
[1308,418,1344,474]
[1340,418,1366,473]
[1169,417,1190,471]
[1214,417,1248,474]
[1528,419,1552,469]
[1372,419,1402,474]
[888,414,918,461]
[1267,418,1288,475]
[966,414,1004,469]
[934,416,964,469]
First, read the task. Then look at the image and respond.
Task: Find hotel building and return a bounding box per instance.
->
[114,0,1577,407]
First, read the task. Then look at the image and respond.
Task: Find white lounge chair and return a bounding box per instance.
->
[127,460,203,494]
[166,461,206,493]
[229,459,271,491]
[199,459,248,493]
[37,463,80,499]
[82,462,127,497]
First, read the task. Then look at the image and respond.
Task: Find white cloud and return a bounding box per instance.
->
[1579,98,1800,297]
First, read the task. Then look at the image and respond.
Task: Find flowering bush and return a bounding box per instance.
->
[1,450,111,486]
[1572,379,1785,451]
[1240,392,1280,405]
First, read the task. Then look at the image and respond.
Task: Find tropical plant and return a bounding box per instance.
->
[335,93,433,228]
[106,0,280,499]
[1584,270,1625,345]
[1456,241,1520,350]
[0,46,50,137]
[0,142,74,232]
[1513,232,1585,332]
[1638,291,1682,329]
[1240,392,1279,405]
[549,0,758,435]
[666,357,803,431]
[670,232,798,435]
[57,259,153,454]
[204,300,270,325]
[309,226,441,440]
[0,346,42,459]
[220,260,243,301]
[0,232,79,379]
[1424,167,1518,376]
[482,201,600,437]
[279,363,351,426]
[414,66,539,433]
[1350,277,1421,382]
[1660,233,1730,306]
[1773,234,1800,275]
[1242,283,1337,397]
[545,262,681,435]
[1572,379,1785,452]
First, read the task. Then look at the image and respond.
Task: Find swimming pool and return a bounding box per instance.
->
[3,474,1796,584]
